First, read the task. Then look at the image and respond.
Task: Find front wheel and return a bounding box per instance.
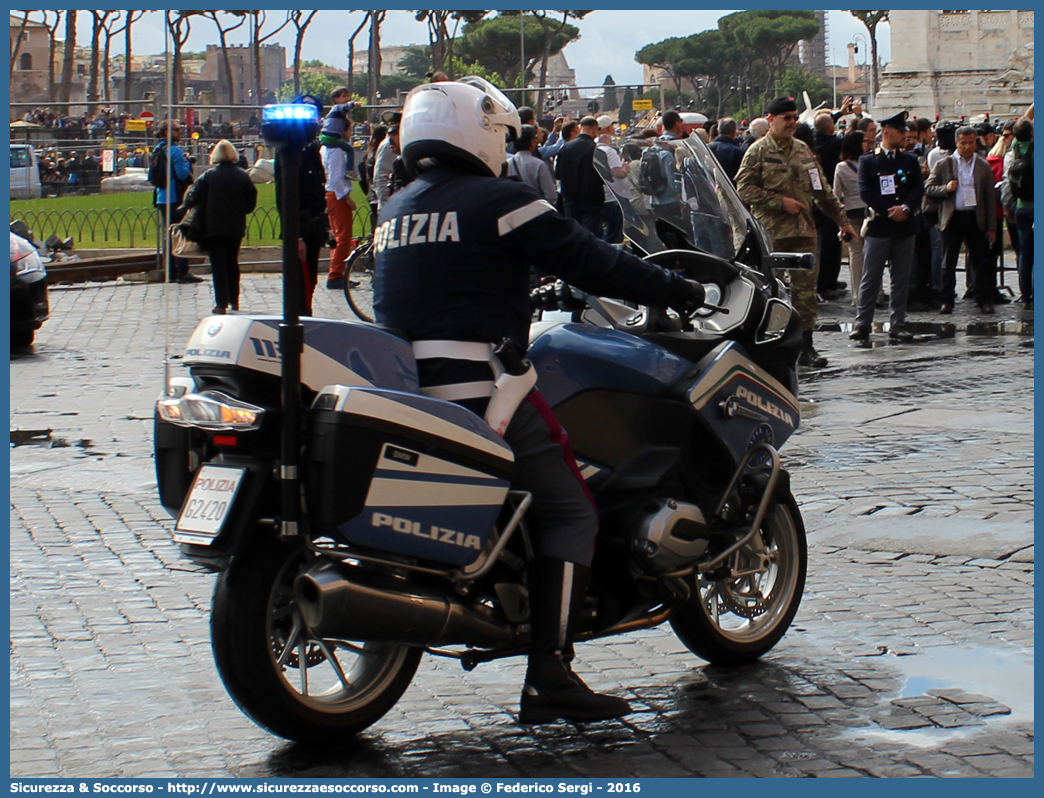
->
[211,534,422,743]
[670,491,806,665]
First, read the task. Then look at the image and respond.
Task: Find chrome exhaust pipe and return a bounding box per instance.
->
[294,562,516,649]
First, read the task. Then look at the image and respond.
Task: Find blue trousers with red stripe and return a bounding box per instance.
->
[502,391,599,567]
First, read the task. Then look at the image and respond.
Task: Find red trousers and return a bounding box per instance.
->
[325,191,355,280]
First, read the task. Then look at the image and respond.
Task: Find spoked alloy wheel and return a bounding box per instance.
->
[670,491,806,665]
[211,535,421,743]
[343,242,375,323]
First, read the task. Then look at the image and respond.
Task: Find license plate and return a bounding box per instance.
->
[174,465,246,545]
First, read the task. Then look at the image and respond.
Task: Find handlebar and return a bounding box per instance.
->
[529,280,729,322]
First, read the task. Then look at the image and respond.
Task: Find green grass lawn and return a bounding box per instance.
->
[10,183,372,249]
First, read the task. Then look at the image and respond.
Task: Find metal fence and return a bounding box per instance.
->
[11,205,372,250]
[14,207,159,248]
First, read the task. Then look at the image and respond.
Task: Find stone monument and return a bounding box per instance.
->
[874,10,1033,121]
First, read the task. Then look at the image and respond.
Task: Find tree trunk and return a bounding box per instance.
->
[869,24,879,103]
[167,13,192,107]
[124,14,134,102]
[217,26,237,105]
[102,29,111,101]
[347,14,368,99]
[220,38,236,106]
[88,12,102,103]
[48,12,62,104]
[10,11,29,79]
[252,13,262,106]
[291,13,318,97]
[428,13,445,75]
[59,10,77,112]
[293,39,302,96]
[367,11,385,106]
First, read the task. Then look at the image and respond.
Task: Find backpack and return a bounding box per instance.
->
[1008,141,1033,202]
[147,144,168,189]
[638,146,676,198]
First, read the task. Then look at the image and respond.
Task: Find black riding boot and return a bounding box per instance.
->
[519,558,632,724]
[798,330,828,368]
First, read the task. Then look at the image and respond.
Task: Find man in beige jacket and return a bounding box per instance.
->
[924,125,998,314]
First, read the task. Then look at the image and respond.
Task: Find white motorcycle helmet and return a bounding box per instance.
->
[400,76,521,178]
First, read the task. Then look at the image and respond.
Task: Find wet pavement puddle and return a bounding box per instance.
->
[821,320,1033,338]
[843,645,1033,747]
[893,645,1033,722]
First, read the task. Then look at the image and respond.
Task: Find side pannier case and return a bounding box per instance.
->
[307,386,514,566]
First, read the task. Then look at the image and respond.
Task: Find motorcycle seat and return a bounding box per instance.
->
[356,321,410,342]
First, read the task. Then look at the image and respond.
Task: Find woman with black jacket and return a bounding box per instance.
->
[181,139,258,313]
[360,124,386,229]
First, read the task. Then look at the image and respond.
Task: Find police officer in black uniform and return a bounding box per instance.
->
[373,77,704,725]
[850,110,925,342]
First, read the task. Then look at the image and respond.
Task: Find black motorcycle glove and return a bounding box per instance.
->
[667,279,706,316]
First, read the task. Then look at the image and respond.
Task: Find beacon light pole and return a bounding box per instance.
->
[260,102,321,539]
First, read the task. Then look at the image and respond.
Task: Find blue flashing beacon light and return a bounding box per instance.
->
[261,103,320,146]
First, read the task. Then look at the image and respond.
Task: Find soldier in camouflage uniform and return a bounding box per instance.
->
[736,97,858,367]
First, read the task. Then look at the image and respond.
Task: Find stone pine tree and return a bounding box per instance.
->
[412,10,489,78]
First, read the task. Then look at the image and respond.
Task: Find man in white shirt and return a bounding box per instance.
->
[320,120,356,290]
[595,116,631,244]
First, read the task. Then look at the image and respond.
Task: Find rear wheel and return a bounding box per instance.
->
[670,491,806,665]
[343,242,375,323]
[211,534,422,743]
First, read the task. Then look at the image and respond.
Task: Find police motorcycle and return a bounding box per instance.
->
[153,95,810,743]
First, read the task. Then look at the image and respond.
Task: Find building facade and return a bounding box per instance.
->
[875,10,1033,120]
[202,43,286,106]
[10,15,56,106]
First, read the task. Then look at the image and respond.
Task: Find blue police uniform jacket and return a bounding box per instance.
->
[373,165,689,389]
[856,148,925,238]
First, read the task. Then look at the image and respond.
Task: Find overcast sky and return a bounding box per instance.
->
[78,9,889,91]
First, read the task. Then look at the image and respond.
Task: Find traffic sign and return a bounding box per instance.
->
[139,110,155,128]
[632,99,654,111]
[101,150,115,173]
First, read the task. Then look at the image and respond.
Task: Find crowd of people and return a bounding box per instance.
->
[31,81,1033,359]
[36,149,107,194]
[21,106,254,141]
[713,97,1032,363]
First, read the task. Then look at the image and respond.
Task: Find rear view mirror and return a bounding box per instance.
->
[765,252,815,271]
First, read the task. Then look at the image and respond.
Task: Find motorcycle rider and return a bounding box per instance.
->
[373,77,705,725]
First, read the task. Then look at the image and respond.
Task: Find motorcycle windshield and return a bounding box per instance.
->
[593,133,758,261]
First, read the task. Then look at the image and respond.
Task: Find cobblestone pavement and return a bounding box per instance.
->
[10,276,1034,778]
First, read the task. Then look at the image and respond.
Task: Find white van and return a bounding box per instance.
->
[10,144,43,200]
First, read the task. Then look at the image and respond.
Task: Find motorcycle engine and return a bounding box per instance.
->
[632,498,712,571]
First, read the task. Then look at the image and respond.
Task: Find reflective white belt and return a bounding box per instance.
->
[420,381,495,401]
[412,340,503,401]
[412,340,497,363]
